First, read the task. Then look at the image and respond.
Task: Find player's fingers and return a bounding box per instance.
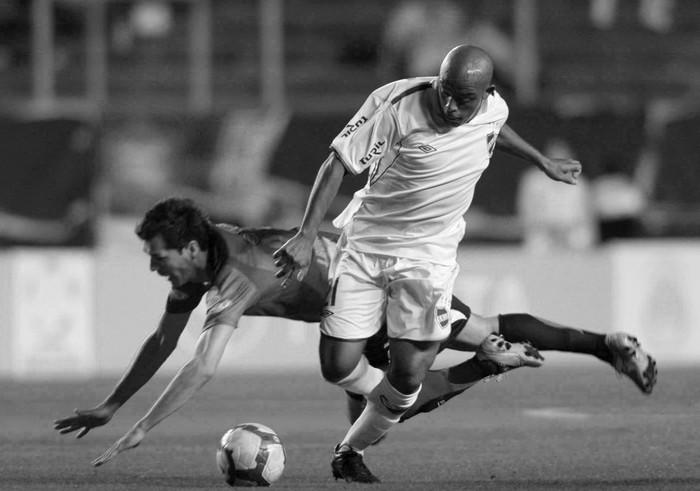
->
[76,427,90,439]
[58,426,79,435]
[54,409,82,427]
[91,456,107,467]
[272,246,289,259]
[92,447,117,467]
[275,266,293,279]
[274,251,293,270]
[279,269,294,288]
[563,171,578,185]
[53,419,71,429]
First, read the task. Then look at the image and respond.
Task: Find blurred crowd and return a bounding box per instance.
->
[1,0,698,249]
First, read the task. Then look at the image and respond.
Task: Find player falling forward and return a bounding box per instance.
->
[52,198,656,470]
[50,197,532,466]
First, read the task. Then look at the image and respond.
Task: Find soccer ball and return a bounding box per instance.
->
[216,423,286,487]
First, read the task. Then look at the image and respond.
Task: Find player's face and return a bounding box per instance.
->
[143,234,199,288]
[435,78,491,127]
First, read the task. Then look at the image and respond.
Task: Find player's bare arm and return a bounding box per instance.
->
[91,321,237,467]
[273,153,346,283]
[496,123,582,185]
[53,311,191,438]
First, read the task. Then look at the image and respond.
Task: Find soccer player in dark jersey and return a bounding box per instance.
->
[52,198,656,467]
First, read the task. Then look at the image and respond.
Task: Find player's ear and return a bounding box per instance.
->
[185,240,201,257]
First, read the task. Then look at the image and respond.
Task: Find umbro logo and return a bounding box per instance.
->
[208,296,232,314]
[417,144,437,153]
[321,309,334,318]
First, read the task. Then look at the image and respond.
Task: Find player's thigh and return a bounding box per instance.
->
[385,260,458,341]
[318,334,368,382]
[320,249,385,340]
[449,312,499,350]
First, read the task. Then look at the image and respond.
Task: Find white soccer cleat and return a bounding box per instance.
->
[605,332,657,395]
[476,333,544,371]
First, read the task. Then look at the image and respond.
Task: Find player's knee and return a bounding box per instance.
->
[386,368,423,394]
[320,357,356,384]
[318,335,365,384]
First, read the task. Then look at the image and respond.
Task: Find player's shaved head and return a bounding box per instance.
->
[429,45,495,128]
[439,45,493,90]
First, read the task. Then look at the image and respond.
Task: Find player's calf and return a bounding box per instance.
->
[345,390,366,425]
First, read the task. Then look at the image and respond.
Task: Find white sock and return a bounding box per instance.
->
[335,355,385,397]
[341,376,420,451]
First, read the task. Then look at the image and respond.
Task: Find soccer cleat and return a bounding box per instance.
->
[331,444,381,483]
[605,332,658,394]
[477,333,545,371]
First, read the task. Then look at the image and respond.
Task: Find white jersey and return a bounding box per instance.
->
[331,77,509,265]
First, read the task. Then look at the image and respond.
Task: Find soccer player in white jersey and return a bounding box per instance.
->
[273,45,587,483]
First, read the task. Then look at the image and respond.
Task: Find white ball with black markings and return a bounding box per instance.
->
[216,423,286,487]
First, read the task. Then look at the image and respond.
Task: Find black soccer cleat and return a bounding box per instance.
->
[331,444,380,484]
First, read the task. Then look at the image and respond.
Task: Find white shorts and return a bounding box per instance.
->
[320,247,459,342]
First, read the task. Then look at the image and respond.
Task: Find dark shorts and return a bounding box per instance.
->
[363,296,472,368]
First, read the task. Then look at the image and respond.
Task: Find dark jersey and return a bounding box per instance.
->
[165,225,339,330]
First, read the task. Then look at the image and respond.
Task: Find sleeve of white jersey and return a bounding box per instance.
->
[329,98,400,176]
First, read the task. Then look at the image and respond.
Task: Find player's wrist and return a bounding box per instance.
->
[535,157,552,173]
[101,399,123,414]
[297,227,318,242]
[134,419,149,432]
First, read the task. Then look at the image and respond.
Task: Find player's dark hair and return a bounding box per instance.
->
[136,197,214,251]
[137,197,230,275]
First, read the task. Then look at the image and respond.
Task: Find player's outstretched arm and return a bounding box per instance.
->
[53,311,190,438]
[496,124,582,185]
[273,153,346,284]
[91,322,235,467]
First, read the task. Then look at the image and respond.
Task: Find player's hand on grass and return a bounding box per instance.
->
[273,233,314,286]
[541,157,582,185]
[53,405,117,438]
[91,424,146,467]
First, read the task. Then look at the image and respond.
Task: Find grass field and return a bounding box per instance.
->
[2,362,699,490]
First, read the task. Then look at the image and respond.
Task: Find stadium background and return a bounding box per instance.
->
[1,3,699,490]
[0,1,698,376]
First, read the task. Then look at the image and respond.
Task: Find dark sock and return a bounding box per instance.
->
[400,357,497,422]
[446,357,496,384]
[498,314,612,363]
